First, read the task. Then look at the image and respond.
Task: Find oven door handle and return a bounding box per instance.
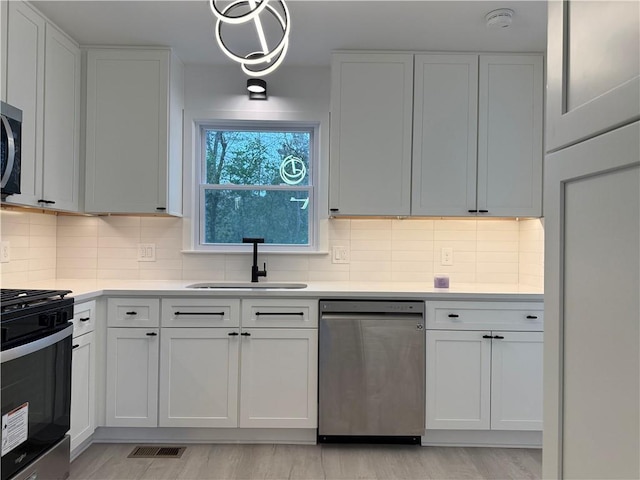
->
[1,324,73,363]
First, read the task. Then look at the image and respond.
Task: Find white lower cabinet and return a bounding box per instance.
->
[106,327,159,427]
[239,328,318,428]
[159,328,239,427]
[426,329,542,431]
[70,331,95,451]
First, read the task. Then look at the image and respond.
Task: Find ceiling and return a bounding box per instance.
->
[32,1,547,67]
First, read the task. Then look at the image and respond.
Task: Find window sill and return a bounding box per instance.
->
[182,249,329,256]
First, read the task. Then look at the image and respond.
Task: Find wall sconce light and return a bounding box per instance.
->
[247,78,268,100]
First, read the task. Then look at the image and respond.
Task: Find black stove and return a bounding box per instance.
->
[1,289,74,350]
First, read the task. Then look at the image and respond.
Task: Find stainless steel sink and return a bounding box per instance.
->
[186,282,307,289]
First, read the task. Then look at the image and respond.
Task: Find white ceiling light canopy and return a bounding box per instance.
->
[485,8,514,28]
[210,0,291,77]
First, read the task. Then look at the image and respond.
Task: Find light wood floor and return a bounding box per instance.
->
[69,443,541,480]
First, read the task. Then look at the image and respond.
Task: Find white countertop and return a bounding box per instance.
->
[7,279,544,303]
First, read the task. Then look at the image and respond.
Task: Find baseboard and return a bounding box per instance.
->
[421,429,542,448]
[70,435,95,461]
[92,427,317,445]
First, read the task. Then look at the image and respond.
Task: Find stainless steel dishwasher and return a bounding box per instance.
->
[318,300,425,442]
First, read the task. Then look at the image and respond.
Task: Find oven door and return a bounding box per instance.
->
[1,323,72,480]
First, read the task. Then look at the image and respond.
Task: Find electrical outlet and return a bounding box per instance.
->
[441,247,453,266]
[0,241,10,263]
[332,246,350,264]
[137,243,156,262]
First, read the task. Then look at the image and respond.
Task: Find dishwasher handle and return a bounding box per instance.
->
[320,313,424,322]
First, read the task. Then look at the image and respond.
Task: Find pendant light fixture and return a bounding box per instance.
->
[210,0,291,77]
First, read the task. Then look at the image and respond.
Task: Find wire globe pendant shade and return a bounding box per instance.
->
[210,0,291,77]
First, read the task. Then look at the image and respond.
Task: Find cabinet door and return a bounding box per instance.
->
[159,328,239,427]
[329,53,413,216]
[426,330,491,430]
[544,122,639,479]
[477,55,543,217]
[42,24,80,211]
[240,328,318,428]
[490,331,543,431]
[85,49,169,214]
[546,1,640,152]
[412,55,478,216]
[106,328,159,427]
[70,332,95,452]
[4,1,45,207]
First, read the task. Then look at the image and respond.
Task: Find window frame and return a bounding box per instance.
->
[194,120,320,253]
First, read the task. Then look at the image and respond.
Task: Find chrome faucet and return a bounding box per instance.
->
[242,237,267,283]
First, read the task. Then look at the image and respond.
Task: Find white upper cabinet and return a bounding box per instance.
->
[3,1,81,211]
[4,1,45,207]
[42,23,81,211]
[333,51,543,218]
[85,48,184,215]
[477,55,543,217]
[412,55,478,216]
[329,53,413,216]
[546,1,640,152]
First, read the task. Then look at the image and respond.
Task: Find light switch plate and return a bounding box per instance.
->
[441,247,453,266]
[137,243,156,262]
[332,246,350,264]
[0,241,10,263]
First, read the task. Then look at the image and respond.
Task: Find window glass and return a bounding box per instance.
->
[200,127,314,248]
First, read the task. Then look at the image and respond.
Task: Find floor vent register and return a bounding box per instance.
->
[128,446,186,459]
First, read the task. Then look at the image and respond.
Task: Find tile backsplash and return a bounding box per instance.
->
[1,210,544,289]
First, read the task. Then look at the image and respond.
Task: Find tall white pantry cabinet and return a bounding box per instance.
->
[543,1,640,479]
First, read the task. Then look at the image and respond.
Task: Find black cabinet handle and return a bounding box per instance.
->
[241,332,251,336]
[468,209,478,213]
[329,208,339,212]
[156,207,166,211]
[72,344,80,349]
[174,311,225,316]
[125,311,137,315]
[79,317,91,322]
[255,312,304,317]
[526,315,538,319]
[482,335,493,339]
[146,332,157,336]
[478,210,489,213]
[228,332,239,336]
[37,199,56,204]
[493,335,504,339]
[448,314,459,318]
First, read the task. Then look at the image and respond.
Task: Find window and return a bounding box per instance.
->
[198,123,316,251]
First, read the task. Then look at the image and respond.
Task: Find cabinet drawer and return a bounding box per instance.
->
[426,301,543,331]
[107,298,160,327]
[242,299,318,328]
[72,300,96,337]
[161,298,240,327]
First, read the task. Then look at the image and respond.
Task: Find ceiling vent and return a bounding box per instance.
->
[485,9,514,28]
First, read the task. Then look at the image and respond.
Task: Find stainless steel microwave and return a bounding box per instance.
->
[1,101,22,199]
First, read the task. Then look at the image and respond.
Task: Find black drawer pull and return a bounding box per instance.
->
[228,332,239,336]
[241,332,251,336]
[174,311,225,316]
[467,209,478,213]
[156,207,166,211]
[255,312,304,317]
[329,208,339,212]
[38,199,56,204]
[493,335,504,339]
[526,315,538,319]
[79,317,90,322]
[72,344,80,349]
[482,335,493,339]
[146,332,157,336]
[478,209,489,213]
[125,311,137,315]
[448,314,459,318]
